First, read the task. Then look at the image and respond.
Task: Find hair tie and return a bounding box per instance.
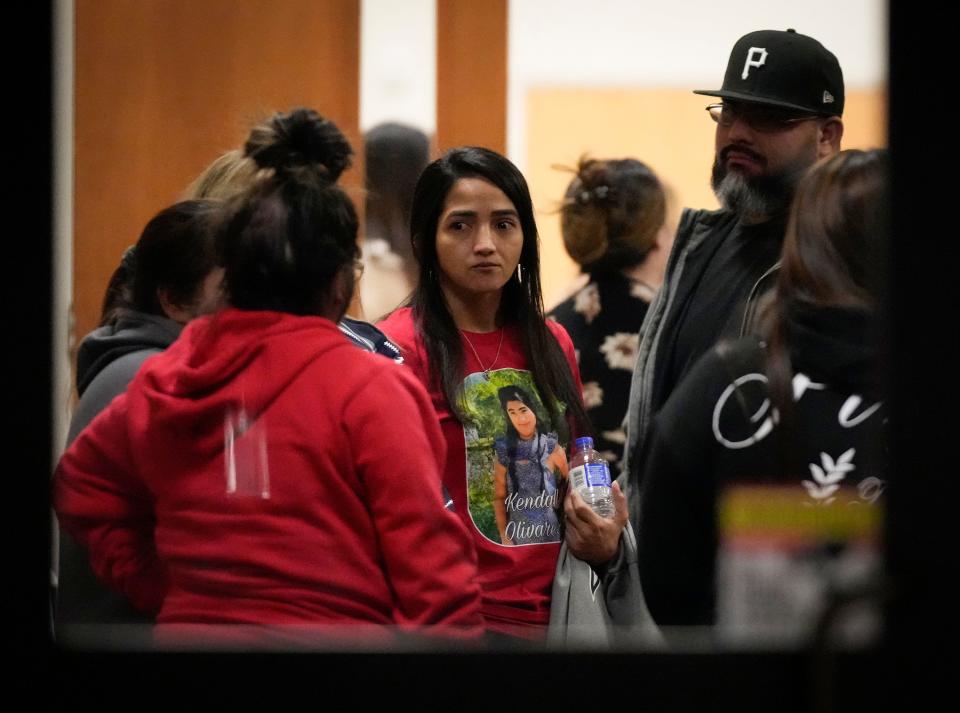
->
[576,185,611,205]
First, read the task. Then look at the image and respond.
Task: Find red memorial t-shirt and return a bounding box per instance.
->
[379,308,583,637]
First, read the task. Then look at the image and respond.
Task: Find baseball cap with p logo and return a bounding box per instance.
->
[694,29,845,117]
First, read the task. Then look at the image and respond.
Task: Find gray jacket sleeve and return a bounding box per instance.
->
[547,522,664,648]
[66,349,160,445]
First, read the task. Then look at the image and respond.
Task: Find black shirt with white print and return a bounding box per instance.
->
[635,303,887,627]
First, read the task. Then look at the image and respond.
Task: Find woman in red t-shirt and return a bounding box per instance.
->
[378,146,602,639]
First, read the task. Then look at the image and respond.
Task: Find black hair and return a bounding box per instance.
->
[497,385,552,494]
[216,107,359,315]
[98,245,137,326]
[762,148,888,458]
[560,156,666,276]
[408,146,590,438]
[100,199,219,327]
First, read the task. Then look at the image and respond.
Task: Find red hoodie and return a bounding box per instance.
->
[54,308,483,633]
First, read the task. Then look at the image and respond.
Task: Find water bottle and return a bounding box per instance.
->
[569,436,614,518]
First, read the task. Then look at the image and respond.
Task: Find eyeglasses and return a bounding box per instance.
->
[706,103,822,133]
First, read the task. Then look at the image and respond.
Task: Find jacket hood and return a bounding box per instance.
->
[76,309,182,395]
[787,302,881,396]
[132,308,348,459]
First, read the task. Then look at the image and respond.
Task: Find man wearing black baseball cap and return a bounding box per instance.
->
[619,28,844,521]
[697,28,844,223]
[558,29,847,628]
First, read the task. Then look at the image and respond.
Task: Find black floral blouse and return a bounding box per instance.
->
[548,272,656,478]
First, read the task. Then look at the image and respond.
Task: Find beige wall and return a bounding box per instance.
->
[527,87,888,309]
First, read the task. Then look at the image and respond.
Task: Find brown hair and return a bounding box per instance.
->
[364,122,430,281]
[183,149,265,201]
[763,148,888,431]
[559,156,666,274]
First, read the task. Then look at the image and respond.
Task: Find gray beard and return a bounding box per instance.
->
[711,158,805,222]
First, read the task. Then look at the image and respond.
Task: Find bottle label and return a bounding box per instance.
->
[570,462,611,490]
[584,462,611,488]
[570,464,586,490]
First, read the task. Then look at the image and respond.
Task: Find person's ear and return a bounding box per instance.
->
[323,263,355,322]
[157,287,193,325]
[818,117,844,157]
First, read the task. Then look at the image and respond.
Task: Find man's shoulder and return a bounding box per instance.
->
[712,335,766,372]
[668,207,740,262]
[679,206,738,233]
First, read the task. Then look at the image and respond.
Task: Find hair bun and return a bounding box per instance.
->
[559,156,666,271]
[244,107,353,182]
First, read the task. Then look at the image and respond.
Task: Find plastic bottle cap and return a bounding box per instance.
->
[575,436,593,451]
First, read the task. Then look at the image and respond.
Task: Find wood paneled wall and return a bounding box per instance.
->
[435,0,507,153]
[74,0,361,345]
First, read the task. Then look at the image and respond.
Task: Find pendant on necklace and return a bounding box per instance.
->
[460,327,505,381]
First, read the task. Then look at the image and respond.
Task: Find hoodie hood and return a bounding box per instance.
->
[130,308,349,461]
[787,302,882,396]
[76,309,182,395]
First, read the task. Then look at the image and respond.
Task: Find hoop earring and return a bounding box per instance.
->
[516,264,523,283]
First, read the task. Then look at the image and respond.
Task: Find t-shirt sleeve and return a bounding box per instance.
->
[548,319,584,397]
[53,393,167,616]
[377,310,431,388]
[493,437,509,467]
[341,365,483,632]
[547,319,586,441]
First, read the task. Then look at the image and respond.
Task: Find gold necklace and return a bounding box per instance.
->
[460,328,504,380]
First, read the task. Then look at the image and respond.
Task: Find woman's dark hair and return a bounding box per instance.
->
[216,107,359,315]
[497,385,550,495]
[99,200,220,327]
[364,122,430,280]
[560,156,666,276]
[98,245,137,326]
[498,384,544,433]
[409,146,590,438]
[763,148,889,432]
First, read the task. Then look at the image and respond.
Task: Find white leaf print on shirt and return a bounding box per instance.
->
[857,476,885,504]
[602,428,626,445]
[600,332,640,371]
[600,450,620,463]
[630,281,656,302]
[574,283,601,324]
[582,381,604,409]
[802,448,856,505]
